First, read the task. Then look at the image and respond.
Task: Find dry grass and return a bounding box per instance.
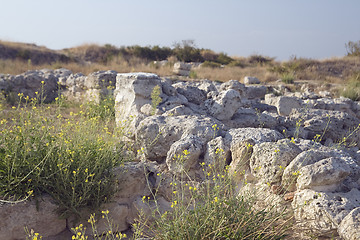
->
[0,40,49,52]
[0,57,174,76]
[1,40,359,86]
[193,65,273,83]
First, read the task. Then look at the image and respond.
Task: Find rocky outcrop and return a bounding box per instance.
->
[1,71,360,239]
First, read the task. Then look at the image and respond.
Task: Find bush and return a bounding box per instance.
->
[215,52,234,65]
[341,72,360,101]
[201,61,222,68]
[281,73,295,84]
[248,55,274,65]
[173,40,204,62]
[0,96,125,218]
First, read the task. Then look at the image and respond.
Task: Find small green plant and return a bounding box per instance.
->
[189,70,198,79]
[340,72,360,101]
[151,85,162,115]
[281,73,295,84]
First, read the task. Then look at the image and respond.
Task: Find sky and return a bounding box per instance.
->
[0,0,359,60]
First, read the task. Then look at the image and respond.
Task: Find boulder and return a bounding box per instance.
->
[135,115,223,162]
[224,107,279,129]
[244,85,267,100]
[244,76,260,85]
[205,89,241,120]
[173,62,192,76]
[219,80,246,94]
[84,70,117,89]
[115,73,163,129]
[275,96,301,116]
[0,196,66,240]
[338,207,360,240]
[172,82,207,105]
[229,139,255,185]
[226,127,284,146]
[296,157,360,192]
[166,135,204,173]
[203,136,231,172]
[250,139,302,185]
[289,108,360,146]
[292,188,360,238]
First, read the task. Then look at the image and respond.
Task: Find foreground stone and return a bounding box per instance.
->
[0,196,66,240]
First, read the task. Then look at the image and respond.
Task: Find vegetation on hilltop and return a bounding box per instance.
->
[0,39,359,86]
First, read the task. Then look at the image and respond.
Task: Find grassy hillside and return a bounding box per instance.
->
[0,40,359,85]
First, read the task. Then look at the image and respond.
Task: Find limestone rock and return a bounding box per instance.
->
[244,85,267,99]
[250,139,302,185]
[224,107,278,129]
[229,139,255,185]
[292,188,360,238]
[173,62,192,76]
[338,207,360,240]
[115,73,162,128]
[296,157,360,191]
[226,127,284,146]
[289,108,360,147]
[219,80,246,95]
[205,89,241,120]
[275,96,301,116]
[244,76,260,84]
[203,136,231,172]
[282,148,350,191]
[0,195,66,240]
[84,70,117,89]
[135,115,223,162]
[173,82,207,105]
[166,135,204,173]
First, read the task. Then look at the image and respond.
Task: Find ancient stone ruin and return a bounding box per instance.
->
[1,70,360,239]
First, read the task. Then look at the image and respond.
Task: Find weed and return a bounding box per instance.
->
[133,144,291,239]
[0,95,126,218]
[340,72,360,101]
[281,73,295,84]
[189,70,198,79]
[151,85,162,115]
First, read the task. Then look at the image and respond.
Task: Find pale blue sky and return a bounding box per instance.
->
[1,0,359,60]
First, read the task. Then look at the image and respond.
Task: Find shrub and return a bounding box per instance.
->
[341,72,360,101]
[201,61,222,68]
[0,96,125,218]
[281,73,295,84]
[173,40,204,62]
[215,52,234,65]
[248,55,274,65]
